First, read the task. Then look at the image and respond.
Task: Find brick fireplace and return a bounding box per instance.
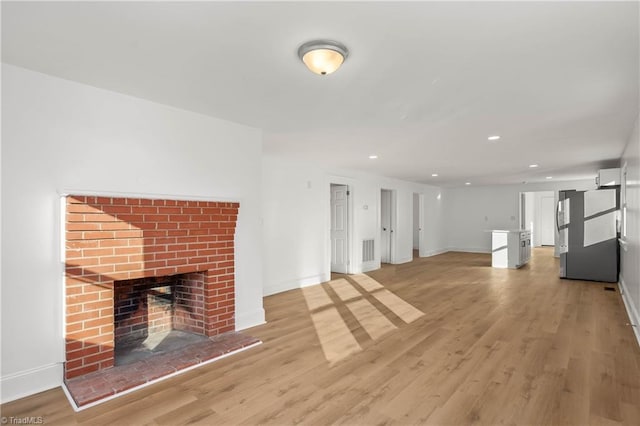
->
[64,195,238,379]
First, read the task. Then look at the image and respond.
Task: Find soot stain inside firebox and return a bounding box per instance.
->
[113,274,209,366]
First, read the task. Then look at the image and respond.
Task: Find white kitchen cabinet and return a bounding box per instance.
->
[491,230,531,269]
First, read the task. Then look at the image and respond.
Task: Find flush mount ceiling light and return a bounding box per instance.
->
[298,40,349,75]
[487,135,501,141]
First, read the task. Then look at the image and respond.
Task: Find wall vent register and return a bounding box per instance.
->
[362,239,375,262]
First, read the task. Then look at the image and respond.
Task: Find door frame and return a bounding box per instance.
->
[538,194,556,246]
[519,190,557,249]
[413,192,425,257]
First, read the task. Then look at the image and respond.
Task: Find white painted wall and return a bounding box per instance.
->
[423,189,447,257]
[535,192,556,246]
[261,154,446,296]
[261,155,328,295]
[523,192,535,241]
[444,180,596,253]
[619,115,640,345]
[0,64,265,403]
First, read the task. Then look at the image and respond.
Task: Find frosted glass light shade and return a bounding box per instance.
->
[298,40,348,75]
[301,48,344,75]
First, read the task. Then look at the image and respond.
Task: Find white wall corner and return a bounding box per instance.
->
[447,247,491,254]
[262,274,328,297]
[619,277,640,349]
[0,363,63,404]
[361,260,380,273]
[235,308,266,332]
[393,256,413,265]
[423,249,449,257]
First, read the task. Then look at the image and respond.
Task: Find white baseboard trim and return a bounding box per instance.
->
[393,256,413,265]
[421,249,449,257]
[262,273,328,297]
[619,277,640,348]
[0,363,63,404]
[235,308,266,331]
[362,261,381,273]
[447,247,491,254]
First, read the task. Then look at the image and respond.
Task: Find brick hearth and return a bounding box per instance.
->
[64,196,238,379]
[64,332,261,408]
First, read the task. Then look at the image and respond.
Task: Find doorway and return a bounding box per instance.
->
[330,184,350,273]
[520,191,555,247]
[412,192,424,258]
[380,189,396,263]
[539,195,555,246]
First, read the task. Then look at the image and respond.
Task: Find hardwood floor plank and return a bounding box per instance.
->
[590,350,623,422]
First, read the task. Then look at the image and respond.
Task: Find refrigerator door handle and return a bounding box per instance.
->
[556,200,561,233]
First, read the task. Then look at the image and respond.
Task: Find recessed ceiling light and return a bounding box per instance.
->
[529,164,539,168]
[546,176,553,179]
[488,135,501,141]
[369,155,378,159]
[432,173,439,177]
[465,182,471,185]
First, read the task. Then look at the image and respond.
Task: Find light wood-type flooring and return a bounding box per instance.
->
[2,248,639,425]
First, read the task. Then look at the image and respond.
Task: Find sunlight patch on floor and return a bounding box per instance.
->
[302,284,334,311]
[302,275,423,364]
[329,278,362,301]
[346,298,397,340]
[351,274,384,291]
[370,289,424,323]
[309,305,362,364]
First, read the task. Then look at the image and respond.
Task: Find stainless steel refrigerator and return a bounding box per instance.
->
[557,188,620,282]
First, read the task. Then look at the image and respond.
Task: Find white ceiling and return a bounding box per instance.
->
[2,1,638,186]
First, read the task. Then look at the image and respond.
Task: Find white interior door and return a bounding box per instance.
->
[412,193,420,250]
[381,189,392,263]
[519,192,526,230]
[412,193,425,256]
[330,184,348,273]
[540,195,555,246]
